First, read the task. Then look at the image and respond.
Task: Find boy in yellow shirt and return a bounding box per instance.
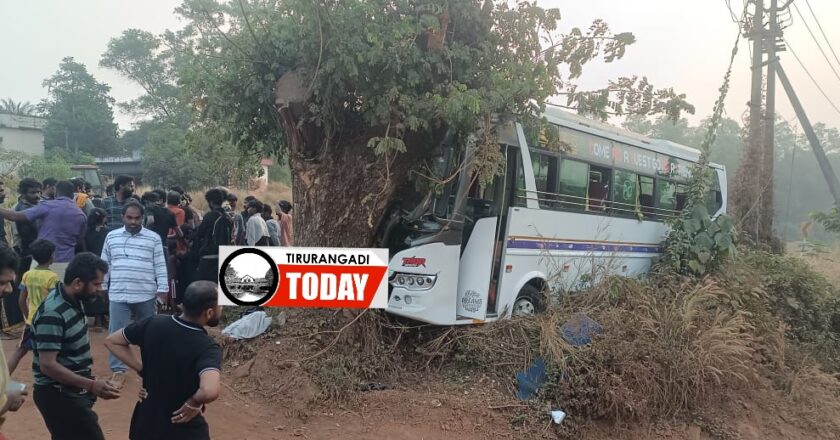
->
[7,239,58,374]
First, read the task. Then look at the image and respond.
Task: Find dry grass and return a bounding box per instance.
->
[214,246,840,436]
[796,245,840,287]
[454,276,759,426]
[783,361,840,435]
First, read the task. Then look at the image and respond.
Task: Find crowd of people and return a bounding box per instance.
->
[0,174,294,439]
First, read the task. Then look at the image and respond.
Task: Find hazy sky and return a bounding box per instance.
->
[2,0,838,132]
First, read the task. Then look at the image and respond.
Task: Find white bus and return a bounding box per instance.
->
[382,106,727,325]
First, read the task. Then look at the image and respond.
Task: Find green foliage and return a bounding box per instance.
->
[737,250,840,371]
[812,207,840,234]
[0,98,37,116]
[41,57,120,157]
[44,148,96,166]
[141,123,217,191]
[138,118,264,191]
[100,29,184,123]
[165,0,692,173]
[267,159,291,185]
[660,21,740,277]
[18,153,73,181]
[661,204,737,275]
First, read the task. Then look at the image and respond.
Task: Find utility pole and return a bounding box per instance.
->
[760,0,779,241]
[732,0,840,243]
[736,0,766,241]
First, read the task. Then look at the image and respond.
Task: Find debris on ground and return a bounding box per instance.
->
[222,310,273,340]
[515,357,546,400]
[550,409,567,424]
[357,382,392,392]
[560,312,603,346]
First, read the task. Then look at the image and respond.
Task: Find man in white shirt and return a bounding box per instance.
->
[100,201,168,389]
[245,201,270,246]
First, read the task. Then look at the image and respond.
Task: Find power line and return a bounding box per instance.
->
[724,0,742,22]
[791,1,840,83]
[783,38,840,116]
[803,0,840,68]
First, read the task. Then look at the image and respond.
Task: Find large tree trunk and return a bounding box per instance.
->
[289,140,396,247]
[275,72,428,248]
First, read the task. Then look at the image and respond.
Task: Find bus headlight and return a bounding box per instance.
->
[389,273,437,291]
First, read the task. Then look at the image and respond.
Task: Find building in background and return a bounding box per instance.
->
[251,158,274,189]
[0,113,46,156]
[96,149,143,185]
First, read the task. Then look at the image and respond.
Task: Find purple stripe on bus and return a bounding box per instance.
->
[506,240,662,254]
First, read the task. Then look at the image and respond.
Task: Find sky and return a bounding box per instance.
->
[1,0,839,132]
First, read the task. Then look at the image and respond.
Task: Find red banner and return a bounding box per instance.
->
[265,264,388,309]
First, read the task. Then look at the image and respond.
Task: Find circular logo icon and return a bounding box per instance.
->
[219,248,279,306]
[461,290,482,313]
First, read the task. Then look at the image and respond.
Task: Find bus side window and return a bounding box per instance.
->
[705,169,723,214]
[557,159,588,211]
[531,153,557,209]
[611,169,638,217]
[656,179,676,220]
[674,184,689,213]
[587,165,612,212]
[638,175,655,219]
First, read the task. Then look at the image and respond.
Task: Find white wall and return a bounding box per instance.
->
[0,114,46,156]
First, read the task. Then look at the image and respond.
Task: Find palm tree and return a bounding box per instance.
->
[0,98,37,116]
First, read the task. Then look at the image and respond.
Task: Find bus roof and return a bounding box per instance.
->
[541,105,704,163]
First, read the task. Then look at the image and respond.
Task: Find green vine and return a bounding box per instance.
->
[659,14,743,277]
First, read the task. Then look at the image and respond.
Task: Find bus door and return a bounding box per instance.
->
[455,146,517,320]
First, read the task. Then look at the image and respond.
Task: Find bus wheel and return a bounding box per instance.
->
[512,284,546,317]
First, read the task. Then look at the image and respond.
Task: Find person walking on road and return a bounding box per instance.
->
[105,280,223,440]
[100,201,168,390]
[31,252,120,440]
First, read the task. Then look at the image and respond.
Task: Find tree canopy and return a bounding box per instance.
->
[168,0,693,160]
[0,98,37,116]
[41,57,120,157]
[100,29,184,124]
[113,0,697,245]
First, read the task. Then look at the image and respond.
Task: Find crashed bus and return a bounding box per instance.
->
[381,106,727,325]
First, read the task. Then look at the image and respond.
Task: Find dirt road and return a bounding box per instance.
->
[1,330,282,440]
[1,330,514,440]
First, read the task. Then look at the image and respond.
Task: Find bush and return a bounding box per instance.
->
[18,154,72,181]
[456,276,757,426]
[446,250,840,433]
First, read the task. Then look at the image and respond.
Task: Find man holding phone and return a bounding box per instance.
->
[31,252,121,440]
[0,247,27,439]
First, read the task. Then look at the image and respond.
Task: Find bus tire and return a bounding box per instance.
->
[512,284,546,317]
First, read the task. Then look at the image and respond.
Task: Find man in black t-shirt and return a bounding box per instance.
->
[104,281,223,440]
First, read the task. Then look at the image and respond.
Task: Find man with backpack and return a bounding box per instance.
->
[192,189,233,283]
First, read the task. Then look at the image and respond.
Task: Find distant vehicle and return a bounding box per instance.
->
[70,164,105,195]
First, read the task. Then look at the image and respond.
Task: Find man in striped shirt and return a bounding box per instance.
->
[100,201,168,389]
[31,252,120,440]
